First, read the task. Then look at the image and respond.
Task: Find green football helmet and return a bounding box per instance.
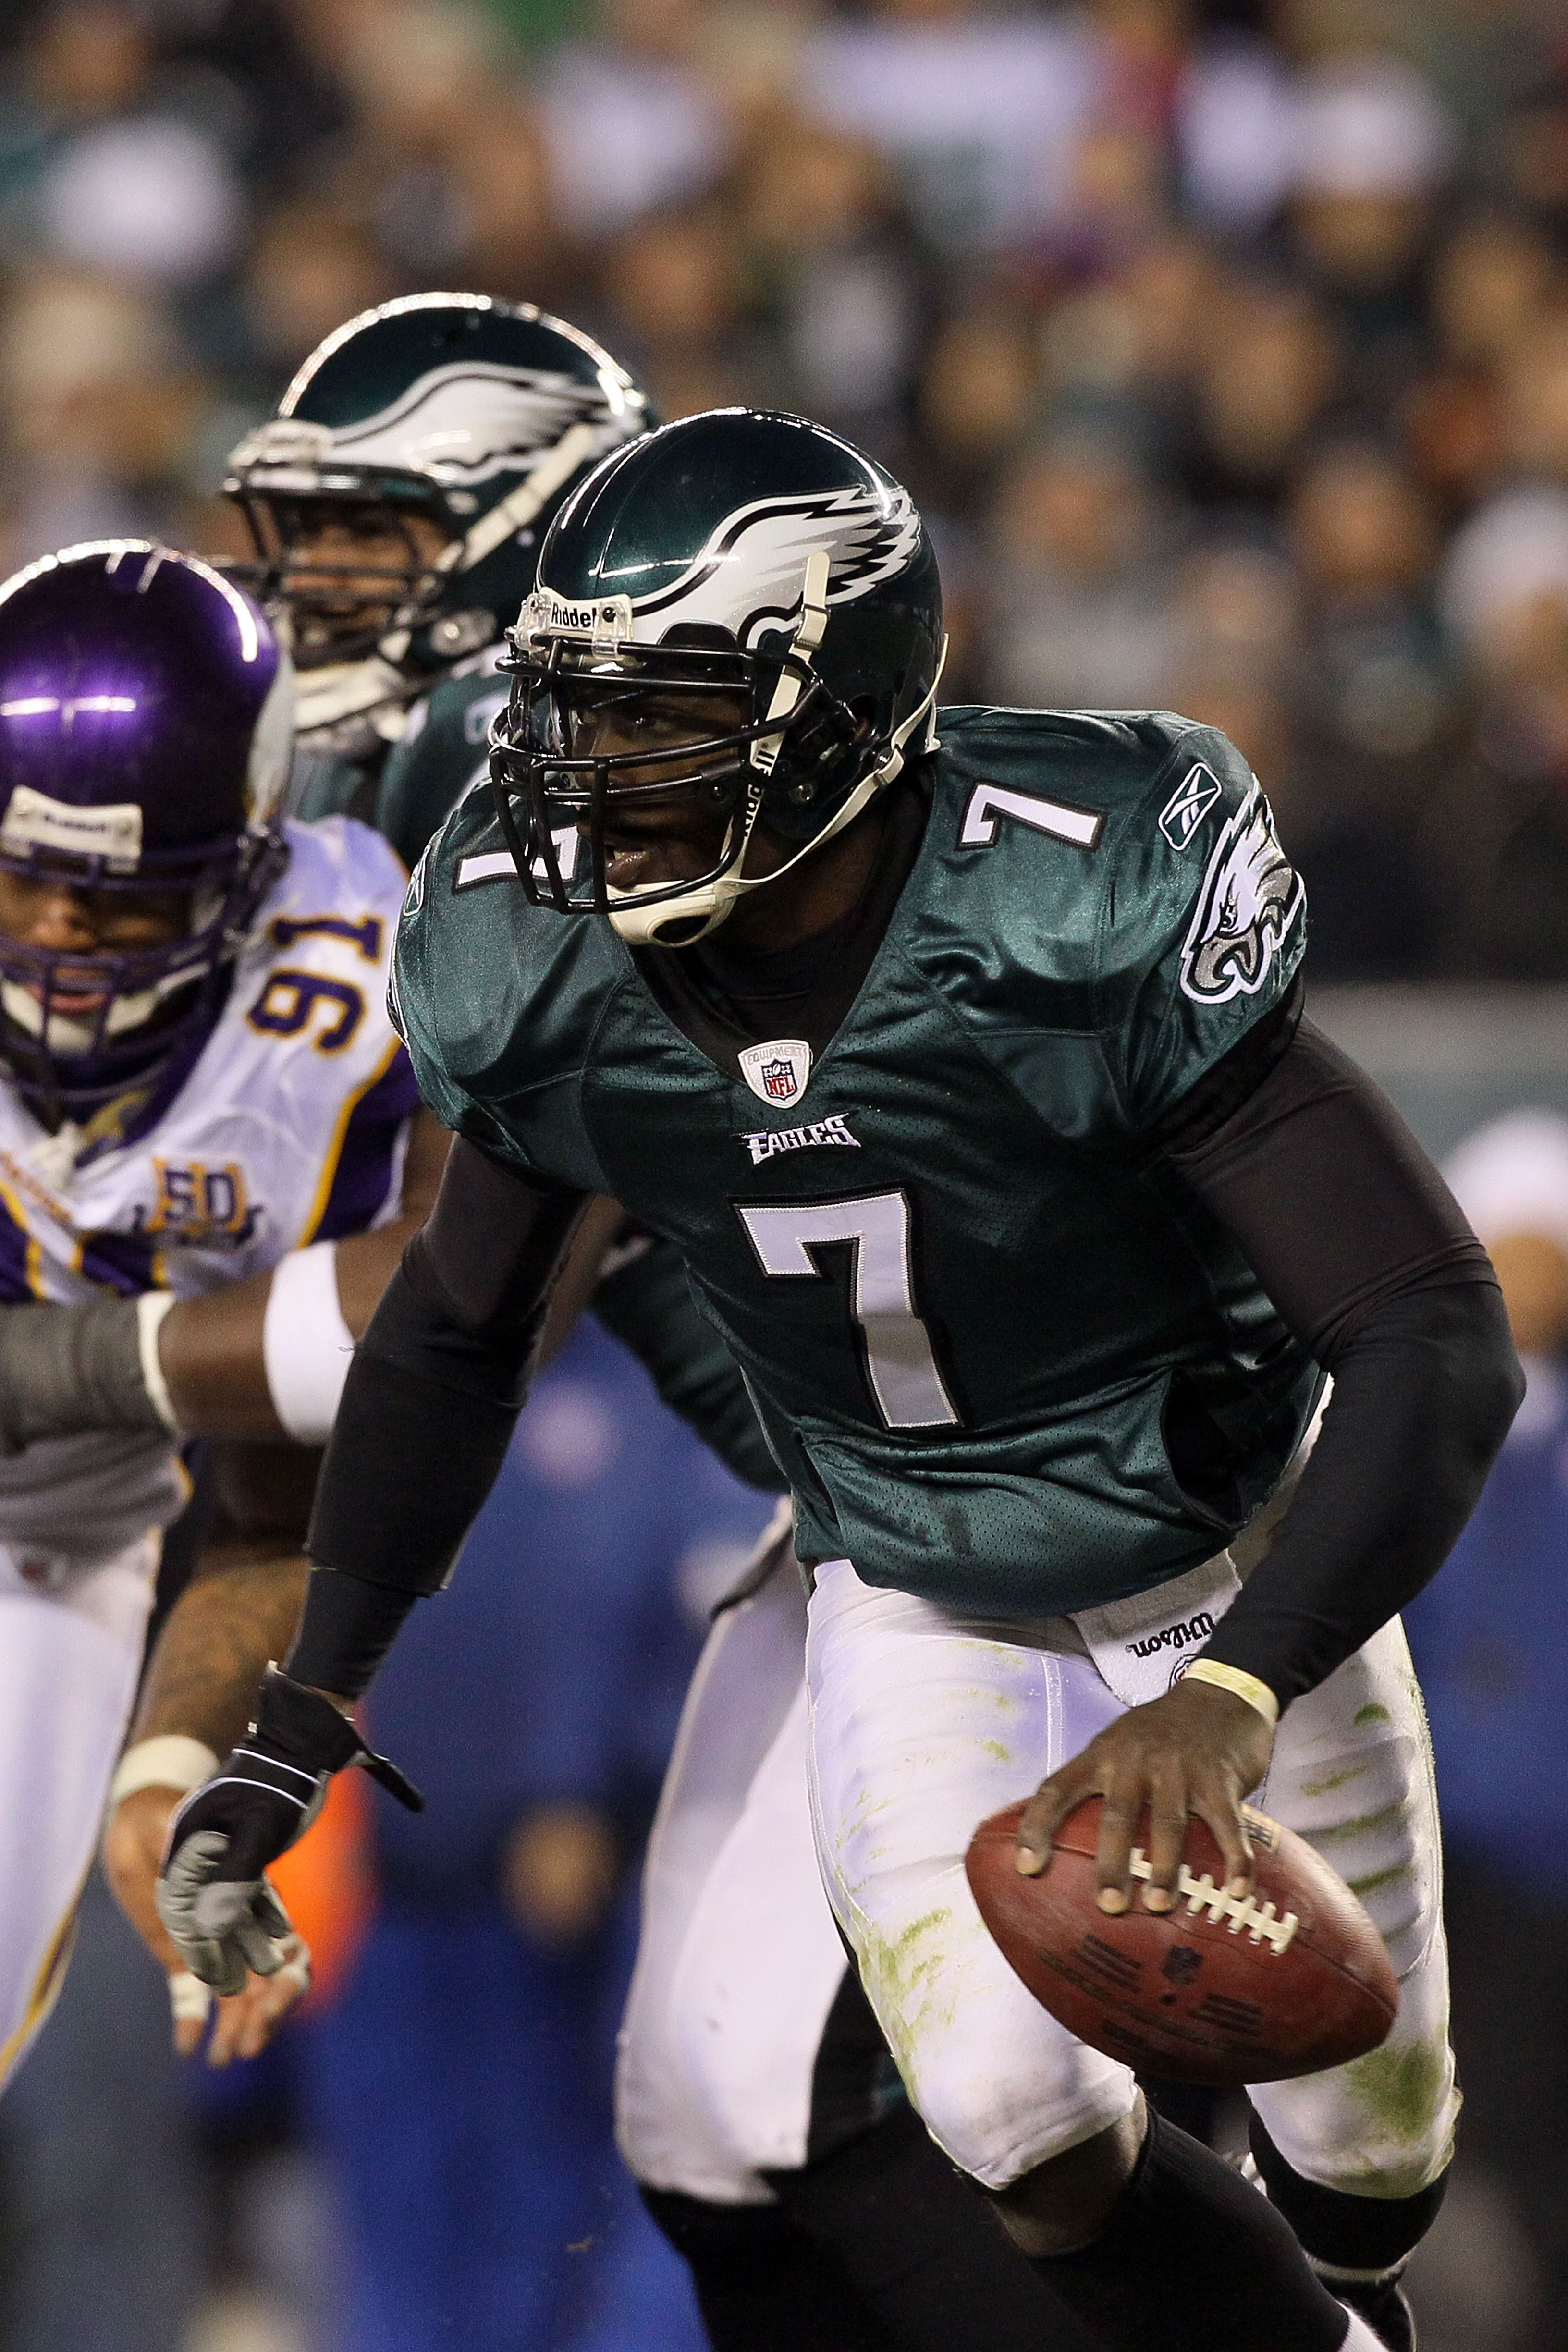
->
[225,292,652,752]
[490,408,945,946]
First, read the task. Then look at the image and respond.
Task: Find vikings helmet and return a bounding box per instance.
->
[490,408,945,947]
[225,293,653,751]
[0,542,291,1127]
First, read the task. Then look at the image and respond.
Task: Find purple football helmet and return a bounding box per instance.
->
[0,541,291,1127]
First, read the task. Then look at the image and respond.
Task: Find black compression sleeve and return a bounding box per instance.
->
[284,1568,416,1699]
[306,1137,588,1612]
[1164,1019,1522,1706]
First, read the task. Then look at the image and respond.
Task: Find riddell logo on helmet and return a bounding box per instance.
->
[524,589,631,641]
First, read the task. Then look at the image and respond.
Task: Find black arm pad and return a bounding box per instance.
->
[1201,1278,1522,1704]
[306,1137,588,1616]
[285,1568,421,1698]
[306,1348,523,1596]
[1163,1017,1523,1705]
[1166,1016,1488,1355]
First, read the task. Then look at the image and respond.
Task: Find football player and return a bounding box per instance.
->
[222,289,653,814]
[0,538,449,2085]
[157,408,1521,2352]
[83,308,1099,2345]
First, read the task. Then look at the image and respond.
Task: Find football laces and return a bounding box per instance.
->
[1127,1848,1300,1956]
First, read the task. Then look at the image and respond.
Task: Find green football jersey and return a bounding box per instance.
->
[393,705,1320,1617]
[291,660,508,852]
[375,657,510,872]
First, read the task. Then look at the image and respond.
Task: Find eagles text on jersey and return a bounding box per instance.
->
[394,708,1314,1617]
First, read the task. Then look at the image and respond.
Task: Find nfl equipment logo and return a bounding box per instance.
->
[739,1037,813,1107]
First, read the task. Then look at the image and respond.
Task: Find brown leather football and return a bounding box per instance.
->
[965,1795,1398,2085]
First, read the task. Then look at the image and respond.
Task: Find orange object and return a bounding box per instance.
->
[267,1762,378,2007]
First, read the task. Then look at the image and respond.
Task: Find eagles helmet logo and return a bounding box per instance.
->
[1179,786,1304,1004]
[623,485,925,646]
[522,483,924,655]
[296,363,616,487]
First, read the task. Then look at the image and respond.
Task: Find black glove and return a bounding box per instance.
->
[155,1667,422,1995]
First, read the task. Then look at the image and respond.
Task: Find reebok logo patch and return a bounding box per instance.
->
[1159,761,1223,851]
[740,1115,859,1166]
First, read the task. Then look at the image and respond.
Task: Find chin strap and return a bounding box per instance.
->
[608,633,948,948]
[293,653,414,742]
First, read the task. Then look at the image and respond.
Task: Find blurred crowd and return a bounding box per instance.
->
[0,0,1567,973]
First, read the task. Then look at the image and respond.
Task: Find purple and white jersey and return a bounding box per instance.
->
[0,814,418,1559]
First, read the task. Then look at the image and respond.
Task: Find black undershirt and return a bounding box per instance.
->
[297,849,1521,1705]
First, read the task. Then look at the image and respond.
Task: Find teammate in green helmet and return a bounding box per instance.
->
[225,292,653,772]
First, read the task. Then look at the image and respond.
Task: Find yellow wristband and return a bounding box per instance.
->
[1183,1659,1279,1729]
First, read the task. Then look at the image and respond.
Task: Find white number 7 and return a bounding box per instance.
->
[736,1189,960,1431]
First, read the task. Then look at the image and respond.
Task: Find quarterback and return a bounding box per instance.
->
[161,411,1519,2351]
[0,539,454,2082]
[223,296,1104,2344]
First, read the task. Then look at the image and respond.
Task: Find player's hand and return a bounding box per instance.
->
[156,1666,420,1995]
[104,1783,313,2061]
[1013,1677,1275,1914]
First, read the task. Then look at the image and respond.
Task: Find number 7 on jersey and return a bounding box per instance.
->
[736,1189,960,1430]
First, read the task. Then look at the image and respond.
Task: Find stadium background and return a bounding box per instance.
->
[0,1,1565,2347]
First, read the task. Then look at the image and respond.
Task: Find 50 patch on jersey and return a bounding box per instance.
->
[143,1160,256,1246]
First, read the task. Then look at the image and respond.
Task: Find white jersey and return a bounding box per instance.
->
[0,814,416,1561]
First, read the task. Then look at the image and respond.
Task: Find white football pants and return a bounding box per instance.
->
[619,1539,1456,2206]
[0,1534,161,2091]
[806,1557,1458,2195]
[617,1518,850,2204]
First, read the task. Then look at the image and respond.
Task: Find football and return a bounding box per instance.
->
[965,1797,1398,2086]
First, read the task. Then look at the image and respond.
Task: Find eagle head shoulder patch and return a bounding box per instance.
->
[1179,786,1303,1004]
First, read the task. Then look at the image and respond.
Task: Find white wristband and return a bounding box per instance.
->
[108,1735,219,1811]
[262,1241,355,1443]
[136,1291,180,1433]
